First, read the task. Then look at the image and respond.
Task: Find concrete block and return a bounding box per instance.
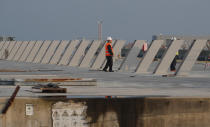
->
[79,40,102,68]
[26,41,44,62]
[69,40,91,66]
[91,41,116,70]
[119,40,145,72]
[33,40,52,63]
[176,40,207,76]
[135,40,164,73]
[7,41,23,60]
[19,41,36,62]
[0,41,10,59]
[58,40,80,65]
[49,40,70,64]
[41,40,60,64]
[154,40,184,75]
[0,41,6,52]
[6,41,16,54]
[13,41,29,61]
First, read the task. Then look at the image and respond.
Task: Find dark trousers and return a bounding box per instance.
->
[103,56,113,71]
[170,56,177,71]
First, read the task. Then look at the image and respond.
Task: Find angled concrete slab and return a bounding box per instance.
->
[13,41,29,61]
[135,40,164,73]
[6,41,16,53]
[19,41,36,62]
[69,40,91,66]
[7,41,23,60]
[176,40,207,76]
[91,41,117,70]
[58,40,80,65]
[154,40,184,75]
[49,40,70,65]
[0,41,10,59]
[33,40,52,63]
[0,41,6,51]
[41,40,60,64]
[26,41,44,62]
[118,40,145,72]
[79,40,102,68]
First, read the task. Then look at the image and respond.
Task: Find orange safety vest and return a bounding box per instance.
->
[105,42,113,56]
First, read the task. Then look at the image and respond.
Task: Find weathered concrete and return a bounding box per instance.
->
[135,40,164,73]
[49,40,70,65]
[6,41,16,57]
[79,40,102,68]
[0,41,10,59]
[1,98,210,127]
[176,40,207,76]
[119,40,145,72]
[0,41,5,51]
[69,40,91,66]
[26,41,43,62]
[41,40,60,64]
[33,40,52,63]
[154,40,184,75]
[58,40,80,65]
[7,41,23,60]
[19,41,36,62]
[13,41,29,61]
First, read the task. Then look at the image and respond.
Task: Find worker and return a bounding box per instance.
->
[170,51,179,72]
[103,36,114,72]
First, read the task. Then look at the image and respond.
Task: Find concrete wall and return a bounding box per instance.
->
[1,97,210,127]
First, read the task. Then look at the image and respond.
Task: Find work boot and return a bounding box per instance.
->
[103,69,107,72]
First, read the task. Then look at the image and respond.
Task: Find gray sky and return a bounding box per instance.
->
[0,0,210,41]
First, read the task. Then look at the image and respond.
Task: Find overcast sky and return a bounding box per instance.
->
[0,0,210,41]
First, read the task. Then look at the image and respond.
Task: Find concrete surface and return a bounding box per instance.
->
[79,40,101,68]
[26,41,43,62]
[176,40,207,76]
[0,60,210,97]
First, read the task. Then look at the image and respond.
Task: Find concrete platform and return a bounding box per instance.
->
[0,60,210,97]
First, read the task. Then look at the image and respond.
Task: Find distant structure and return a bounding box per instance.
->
[153,34,210,50]
[0,36,15,41]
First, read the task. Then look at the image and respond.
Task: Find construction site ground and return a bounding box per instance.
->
[0,60,210,98]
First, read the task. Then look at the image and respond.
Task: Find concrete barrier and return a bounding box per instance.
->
[41,40,60,64]
[19,41,36,62]
[79,40,102,68]
[26,41,44,62]
[49,40,70,65]
[135,40,164,73]
[119,40,145,72]
[154,40,184,75]
[69,40,91,66]
[7,41,23,60]
[176,40,207,76]
[33,40,52,63]
[0,41,10,59]
[13,41,29,61]
[58,40,80,65]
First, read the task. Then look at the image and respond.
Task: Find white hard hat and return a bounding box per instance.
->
[107,36,112,41]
